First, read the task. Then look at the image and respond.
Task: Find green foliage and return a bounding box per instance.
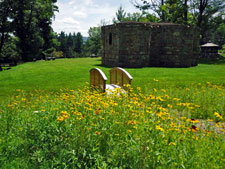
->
[0,37,20,64]
[112,5,127,23]
[215,23,225,47]
[0,0,13,56]
[56,32,84,58]
[0,85,224,168]
[219,44,225,55]
[133,0,225,44]
[112,6,160,23]
[53,51,63,58]
[0,0,58,62]
[83,27,102,57]
[74,32,83,54]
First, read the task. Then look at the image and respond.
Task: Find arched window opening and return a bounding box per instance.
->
[109,33,112,45]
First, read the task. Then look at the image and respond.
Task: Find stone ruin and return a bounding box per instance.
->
[101,22,200,68]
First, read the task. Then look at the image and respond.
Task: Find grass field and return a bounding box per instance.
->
[1,57,225,100]
[1,57,225,119]
[0,57,225,168]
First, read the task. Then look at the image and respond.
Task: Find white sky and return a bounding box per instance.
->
[52,0,140,36]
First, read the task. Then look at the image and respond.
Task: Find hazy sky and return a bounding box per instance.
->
[52,0,139,36]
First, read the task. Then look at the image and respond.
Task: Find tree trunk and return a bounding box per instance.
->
[0,5,9,55]
[197,0,208,28]
[183,0,188,24]
[0,32,5,55]
[161,0,165,22]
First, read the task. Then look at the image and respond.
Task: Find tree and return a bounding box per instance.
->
[57,31,66,56]
[11,0,58,61]
[74,32,83,54]
[133,0,225,43]
[0,0,13,56]
[113,6,159,23]
[133,0,166,21]
[84,27,101,56]
[1,36,20,65]
[112,6,127,23]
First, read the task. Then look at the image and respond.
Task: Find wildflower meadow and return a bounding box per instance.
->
[0,85,225,168]
[0,58,225,168]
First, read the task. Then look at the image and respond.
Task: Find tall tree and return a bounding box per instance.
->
[112,6,127,23]
[57,31,67,56]
[133,0,166,21]
[85,27,101,56]
[75,32,83,54]
[133,0,225,44]
[0,0,12,56]
[11,0,58,61]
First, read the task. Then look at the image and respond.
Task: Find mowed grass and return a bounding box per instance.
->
[0,57,225,100]
[0,57,225,120]
[1,57,225,120]
[0,58,100,101]
[0,57,225,168]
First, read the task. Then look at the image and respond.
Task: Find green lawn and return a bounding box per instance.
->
[1,57,225,102]
[0,57,225,120]
[1,57,225,168]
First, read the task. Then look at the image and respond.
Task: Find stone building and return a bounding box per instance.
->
[200,42,219,59]
[101,22,200,68]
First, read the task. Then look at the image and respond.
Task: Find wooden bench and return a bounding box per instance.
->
[90,67,133,93]
[109,67,133,88]
[90,68,107,92]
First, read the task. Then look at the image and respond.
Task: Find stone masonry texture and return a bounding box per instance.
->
[101,22,200,68]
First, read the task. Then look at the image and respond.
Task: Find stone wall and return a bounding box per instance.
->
[149,23,199,67]
[102,24,119,66]
[101,22,200,68]
[117,22,151,67]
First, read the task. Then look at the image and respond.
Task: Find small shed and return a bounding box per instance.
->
[201,42,219,59]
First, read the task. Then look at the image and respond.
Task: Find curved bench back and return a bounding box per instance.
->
[109,67,133,88]
[90,68,107,92]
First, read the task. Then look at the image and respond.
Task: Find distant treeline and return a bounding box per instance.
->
[1,0,224,67]
[55,29,101,59]
[0,0,102,66]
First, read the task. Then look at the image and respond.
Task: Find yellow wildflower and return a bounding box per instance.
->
[156,125,164,132]
[57,116,64,122]
[169,142,176,146]
[167,104,173,108]
[61,111,69,116]
[63,115,69,119]
[214,112,223,120]
[95,131,100,135]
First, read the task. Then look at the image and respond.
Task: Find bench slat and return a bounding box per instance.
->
[109,67,133,88]
[90,68,107,92]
